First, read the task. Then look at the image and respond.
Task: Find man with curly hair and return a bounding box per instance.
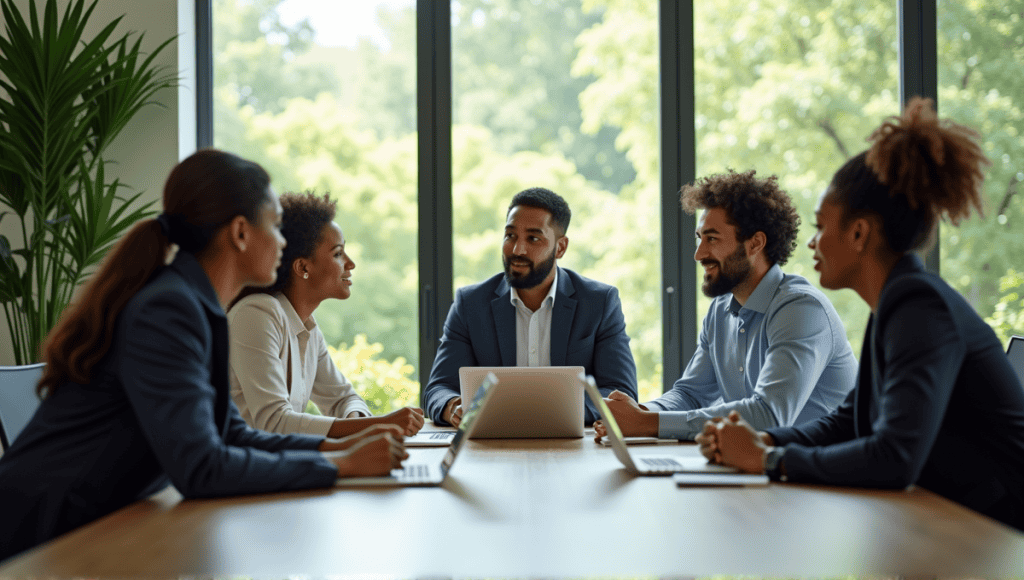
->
[597,170,857,441]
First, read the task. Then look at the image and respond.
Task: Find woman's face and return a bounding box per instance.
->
[306,222,356,301]
[246,192,286,287]
[808,189,858,291]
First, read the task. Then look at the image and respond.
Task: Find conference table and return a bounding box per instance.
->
[2,426,1023,577]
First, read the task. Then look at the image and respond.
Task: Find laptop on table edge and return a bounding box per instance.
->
[579,373,743,476]
[334,372,499,487]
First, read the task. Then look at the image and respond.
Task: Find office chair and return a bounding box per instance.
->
[0,363,45,451]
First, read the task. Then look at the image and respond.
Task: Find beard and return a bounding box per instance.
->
[701,243,752,297]
[504,248,557,289]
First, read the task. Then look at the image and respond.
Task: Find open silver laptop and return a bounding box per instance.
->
[459,366,584,438]
[334,373,498,487]
[1007,335,1024,387]
[580,373,738,476]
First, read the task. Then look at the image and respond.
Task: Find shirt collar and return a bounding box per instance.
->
[510,267,559,310]
[730,263,784,315]
[274,292,316,337]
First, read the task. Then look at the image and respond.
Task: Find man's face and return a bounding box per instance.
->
[502,205,566,290]
[693,207,753,297]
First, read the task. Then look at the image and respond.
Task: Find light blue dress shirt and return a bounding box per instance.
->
[647,264,858,439]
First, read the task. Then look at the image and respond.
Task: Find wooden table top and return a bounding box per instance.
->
[2,430,1023,577]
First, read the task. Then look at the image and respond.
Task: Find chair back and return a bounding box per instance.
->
[0,363,45,450]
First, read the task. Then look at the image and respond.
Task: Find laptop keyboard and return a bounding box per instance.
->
[396,463,434,483]
[639,457,683,472]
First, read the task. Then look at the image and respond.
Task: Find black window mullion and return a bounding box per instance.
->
[417,0,453,402]
[659,0,697,393]
[899,0,939,272]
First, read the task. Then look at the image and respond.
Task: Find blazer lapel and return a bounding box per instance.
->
[854,315,877,437]
[550,269,577,366]
[492,278,517,366]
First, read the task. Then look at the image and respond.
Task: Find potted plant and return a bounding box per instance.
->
[0,0,177,365]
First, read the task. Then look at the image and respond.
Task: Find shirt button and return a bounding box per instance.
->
[531,348,536,353]
[740,328,745,333]
[738,367,744,373]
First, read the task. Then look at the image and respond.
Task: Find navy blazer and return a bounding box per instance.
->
[0,252,337,562]
[766,255,1024,530]
[423,267,638,425]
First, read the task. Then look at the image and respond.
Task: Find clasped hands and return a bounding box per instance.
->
[695,410,775,474]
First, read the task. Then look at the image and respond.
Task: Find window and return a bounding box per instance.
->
[450,0,662,399]
[213,0,420,412]
[937,0,1024,343]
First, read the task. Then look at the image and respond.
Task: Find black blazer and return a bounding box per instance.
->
[766,255,1024,530]
[0,252,337,562]
[422,267,638,424]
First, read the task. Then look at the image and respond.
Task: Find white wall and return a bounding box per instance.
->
[0,0,194,365]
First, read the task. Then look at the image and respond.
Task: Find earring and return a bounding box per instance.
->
[303,272,308,279]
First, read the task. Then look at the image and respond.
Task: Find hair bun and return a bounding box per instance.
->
[865,96,989,226]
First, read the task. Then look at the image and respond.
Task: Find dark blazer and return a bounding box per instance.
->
[766,255,1024,530]
[423,267,638,425]
[0,252,337,562]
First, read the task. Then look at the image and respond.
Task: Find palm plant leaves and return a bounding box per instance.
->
[0,0,176,364]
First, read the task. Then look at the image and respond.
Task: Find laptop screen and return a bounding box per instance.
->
[439,372,498,475]
[1007,336,1024,387]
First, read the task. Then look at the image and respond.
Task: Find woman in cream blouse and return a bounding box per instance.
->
[228,192,424,438]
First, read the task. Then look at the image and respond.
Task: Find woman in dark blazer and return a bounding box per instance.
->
[697,98,1024,531]
[0,150,407,562]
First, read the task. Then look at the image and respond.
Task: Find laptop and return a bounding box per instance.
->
[334,373,498,487]
[580,373,739,476]
[1007,335,1024,387]
[459,366,584,438]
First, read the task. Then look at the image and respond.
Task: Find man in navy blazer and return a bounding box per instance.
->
[422,188,638,426]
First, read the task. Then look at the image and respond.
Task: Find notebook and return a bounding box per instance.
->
[334,372,498,487]
[580,372,739,476]
[459,366,584,438]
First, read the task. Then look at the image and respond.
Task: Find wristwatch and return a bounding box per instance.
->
[763,446,788,482]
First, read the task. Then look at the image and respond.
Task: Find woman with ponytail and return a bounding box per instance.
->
[696,98,1024,530]
[0,150,407,562]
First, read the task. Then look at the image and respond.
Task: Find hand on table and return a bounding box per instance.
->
[328,431,408,478]
[601,390,656,437]
[444,397,463,427]
[320,424,404,452]
[696,410,773,474]
[373,406,425,436]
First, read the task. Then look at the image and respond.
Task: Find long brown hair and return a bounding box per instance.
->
[38,149,271,397]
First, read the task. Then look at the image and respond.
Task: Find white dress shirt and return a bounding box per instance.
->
[228,292,371,436]
[511,268,558,367]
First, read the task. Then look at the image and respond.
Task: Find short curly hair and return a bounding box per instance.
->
[680,169,800,266]
[230,190,337,308]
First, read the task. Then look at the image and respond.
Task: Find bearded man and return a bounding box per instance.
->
[597,170,857,441]
[422,187,638,426]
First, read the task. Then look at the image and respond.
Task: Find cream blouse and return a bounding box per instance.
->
[228,292,370,435]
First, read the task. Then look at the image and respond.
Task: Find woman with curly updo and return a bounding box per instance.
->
[229,191,424,438]
[697,98,1024,530]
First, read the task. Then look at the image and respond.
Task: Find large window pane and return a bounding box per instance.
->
[214,0,420,412]
[451,0,662,400]
[694,0,896,349]
[938,0,1024,342]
